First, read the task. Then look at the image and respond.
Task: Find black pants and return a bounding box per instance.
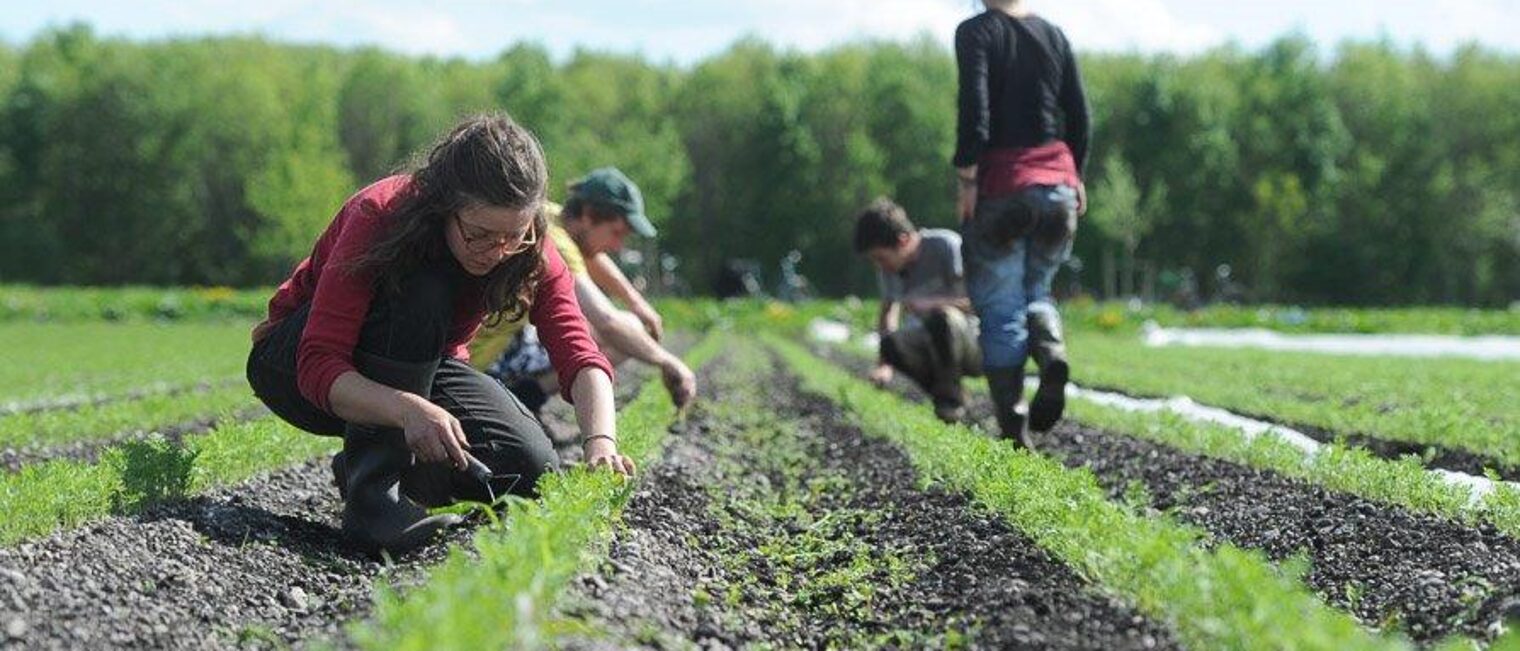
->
[245,264,560,503]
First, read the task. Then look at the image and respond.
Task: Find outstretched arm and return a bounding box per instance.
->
[587,252,662,340]
[575,275,696,408]
[870,300,903,386]
[570,367,634,475]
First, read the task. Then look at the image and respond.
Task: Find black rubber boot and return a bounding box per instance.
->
[986,367,1031,449]
[341,351,462,556]
[1027,307,1069,433]
[331,452,348,499]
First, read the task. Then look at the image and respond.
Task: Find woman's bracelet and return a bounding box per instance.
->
[583,433,618,446]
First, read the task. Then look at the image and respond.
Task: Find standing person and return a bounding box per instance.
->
[473,167,696,415]
[853,198,981,424]
[954,0,1090,447]
[246,114,632,555]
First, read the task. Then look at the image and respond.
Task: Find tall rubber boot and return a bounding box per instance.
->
[1027,307,1069,433]
[986,367,1031,449]
[341,351,462,555]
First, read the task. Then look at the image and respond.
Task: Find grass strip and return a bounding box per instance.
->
[0,322,252,403]
[0,284,269,323]
[0,384,258,451]
[0,416,336,546]
[1069,331,1520,471]
[1060,396,1520,540]
[771,335,1410,651]
[350,333,723,650]
[1058,300,1520,336]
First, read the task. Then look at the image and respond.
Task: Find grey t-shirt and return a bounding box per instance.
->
[878,228,965,303]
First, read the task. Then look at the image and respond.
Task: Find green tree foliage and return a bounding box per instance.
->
[0,27,1514,305]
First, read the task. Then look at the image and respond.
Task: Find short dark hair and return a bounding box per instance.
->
[853,197,914,253]
[563,195,625,226]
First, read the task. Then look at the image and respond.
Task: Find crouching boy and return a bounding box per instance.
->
[854,198,981,423]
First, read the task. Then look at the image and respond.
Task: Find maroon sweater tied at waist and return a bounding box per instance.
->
[978,141,1080,199]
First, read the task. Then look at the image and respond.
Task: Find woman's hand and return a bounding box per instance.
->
[584,436,637,476]
[1076,181,1088,217]
[399,396,470,470]
[868,363,895,388]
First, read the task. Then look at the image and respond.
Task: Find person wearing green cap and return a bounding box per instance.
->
[472,167,697,417]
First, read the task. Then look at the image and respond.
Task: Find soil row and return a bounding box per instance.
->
[554,348,1179,649]
[817,346,1520,643]
[0,352,671,649]
[0,457,465,649]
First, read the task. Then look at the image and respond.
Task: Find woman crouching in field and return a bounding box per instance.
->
[245,113,631,555]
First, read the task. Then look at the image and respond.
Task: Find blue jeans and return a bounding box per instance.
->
[963,184,1078,370]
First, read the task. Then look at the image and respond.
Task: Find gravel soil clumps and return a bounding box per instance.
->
[555,349,1178,649]
[0,458,466,649]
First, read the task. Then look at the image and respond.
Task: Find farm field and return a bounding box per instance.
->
[1067,331,1520,478]
[0,297,1517,649]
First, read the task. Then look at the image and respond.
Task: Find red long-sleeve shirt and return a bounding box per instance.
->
[263,175,612,414]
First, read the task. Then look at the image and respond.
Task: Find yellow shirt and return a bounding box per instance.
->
[469,202,587,368]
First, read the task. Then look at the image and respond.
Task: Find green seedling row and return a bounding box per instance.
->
[0,384,260,452]
[832,341,1520,539]
[0,322,252,404]
[1070,331,1520,471]
[0,417,336,546]
[351,333,723,651]
[770,336,1409,651]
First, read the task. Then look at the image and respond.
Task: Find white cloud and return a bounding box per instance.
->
[2,0,1515,63]
[746,0,966,50]
[1039,0,1224,53]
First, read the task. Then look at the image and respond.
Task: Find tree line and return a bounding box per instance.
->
[0,24,1515,305]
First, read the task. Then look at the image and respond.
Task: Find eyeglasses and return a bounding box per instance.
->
[454,214,538,255]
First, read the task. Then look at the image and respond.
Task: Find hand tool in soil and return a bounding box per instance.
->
[462,452,521,505]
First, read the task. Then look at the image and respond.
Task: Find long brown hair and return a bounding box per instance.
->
[350,113,549,324]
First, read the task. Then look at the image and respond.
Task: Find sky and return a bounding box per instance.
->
[1,0,1517,64]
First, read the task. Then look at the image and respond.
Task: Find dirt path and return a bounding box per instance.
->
[0,457,464,649]
[815,346,1520,643]
[554,348,1178,649]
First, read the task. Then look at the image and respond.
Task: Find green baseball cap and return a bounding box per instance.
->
[569,167,656,238]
